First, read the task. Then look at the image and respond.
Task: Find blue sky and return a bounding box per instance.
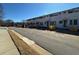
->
[3,3,79,22]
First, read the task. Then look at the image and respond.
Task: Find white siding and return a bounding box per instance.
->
[26,7,79,29]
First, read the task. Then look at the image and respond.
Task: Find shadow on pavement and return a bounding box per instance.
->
[31,27,79,36]
[55,29,79,36]
[14,27,79,36]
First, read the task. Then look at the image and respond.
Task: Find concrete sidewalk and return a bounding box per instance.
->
[0,29,20,55]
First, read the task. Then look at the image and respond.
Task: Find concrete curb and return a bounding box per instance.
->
[8,29,52,55]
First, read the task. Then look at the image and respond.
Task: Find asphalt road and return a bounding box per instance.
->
[12,28,79,55]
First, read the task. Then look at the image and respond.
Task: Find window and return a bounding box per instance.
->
[49,14,54,17]
[59,21,63,24]
[50,21,54,25]
[63,11,66,13]
[58,12,61,15]
[45,21,49,26]
[70,20,72,25]
[68,10,73,13]
[74,10,79,12]
[40,22,43,25]
[49,13,58,17]
[74,19,77,25]
[36,22,39,24]
[54,21,56,25]
[45,21,47,24]
[50,21,56,25]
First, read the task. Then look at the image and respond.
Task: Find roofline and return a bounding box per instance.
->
[26,7,79,21]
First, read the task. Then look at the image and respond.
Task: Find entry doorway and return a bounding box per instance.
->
[63,20,67,27]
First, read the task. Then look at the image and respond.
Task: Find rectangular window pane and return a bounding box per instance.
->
[74,19,77,25]
[50,21,54,25]
[70,20,72,25]
[54,21,56,25]
[50,21,56,25]
[59,21,62,24]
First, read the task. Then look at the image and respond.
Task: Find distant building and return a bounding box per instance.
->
[15,22,24,27]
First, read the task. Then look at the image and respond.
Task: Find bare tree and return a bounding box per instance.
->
[5,19,14,27]
[0,19,4,26]
[0,4,4,26]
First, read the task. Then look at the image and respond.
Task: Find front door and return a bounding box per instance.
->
[63,20,67,27]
